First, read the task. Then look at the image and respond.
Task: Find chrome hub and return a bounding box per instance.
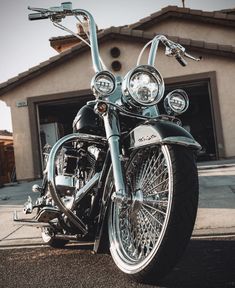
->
[131,189,143,213]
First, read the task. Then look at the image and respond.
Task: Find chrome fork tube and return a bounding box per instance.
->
[103,109,126,200]
[148,35,167,66]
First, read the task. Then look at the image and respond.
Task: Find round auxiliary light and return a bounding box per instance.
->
[122,65,165,108]
[91,71,116,97]
[164,89,189,115]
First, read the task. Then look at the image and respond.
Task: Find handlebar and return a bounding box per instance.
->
[28,3,103,73]
[28,12,49,20]
[175,54,187,67]
[29,2,201,72]
[148,35,201,67]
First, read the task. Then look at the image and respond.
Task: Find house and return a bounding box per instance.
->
[0,6,234,181]
[0,130,15,184]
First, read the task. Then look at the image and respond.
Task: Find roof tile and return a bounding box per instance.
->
[202,11,214,17]
[204,42,218,50]
[131,29,144,38]
[142,31,156,39]
[191,40,204,48]
[1,6,235,96]
[150,10,163,18]
[161,6,178,12]
[218,45,233,52]
[5,76,20,85]
[17,71,31,78]
[178,37,191,46]
[138,16,152,24]
[189,9,203,16]
[176,7,190,13]
[213,12,228,19]
[120,28,132,36]
[124,5,235,31]
[227,14,235,20]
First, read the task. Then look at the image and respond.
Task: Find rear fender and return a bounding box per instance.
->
[126,120,201,150]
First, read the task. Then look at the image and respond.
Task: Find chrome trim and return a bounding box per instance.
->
[74,172,100,205]
[103,110,126,199]
[162,136,201,149]
[73,9,103,73]
[129,124,201,150]
[108,145,174,273]
[148,35,168,66]
[122,65,165,108]
[164,89,189,115]
[47,133,107,234]
[13,211,51,227]
[91,71,116,97]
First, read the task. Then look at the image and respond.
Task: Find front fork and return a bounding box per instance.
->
[102,108,128,204]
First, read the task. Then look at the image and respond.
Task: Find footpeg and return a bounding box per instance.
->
[36,207,61,222]
[13,210,50,227]
[23,196,33,214]
[32,184,43,193]
[13,206,60,227]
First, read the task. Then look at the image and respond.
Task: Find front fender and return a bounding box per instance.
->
[126,120,201,150]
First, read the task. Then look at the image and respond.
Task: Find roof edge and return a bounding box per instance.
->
[1,27,235,97]
[128,5,235,30]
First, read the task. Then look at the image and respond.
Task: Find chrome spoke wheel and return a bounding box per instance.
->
[109,145,173,273]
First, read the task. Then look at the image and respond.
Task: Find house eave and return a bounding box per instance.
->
[0,27,235,97]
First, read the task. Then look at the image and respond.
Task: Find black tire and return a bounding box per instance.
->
[108,144,198,283]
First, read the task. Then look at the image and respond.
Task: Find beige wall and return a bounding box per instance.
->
[1,37,235,180]
[146,18,235,46]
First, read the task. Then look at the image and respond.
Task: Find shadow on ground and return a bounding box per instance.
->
[0,238,234,288]
[159,238,235,288]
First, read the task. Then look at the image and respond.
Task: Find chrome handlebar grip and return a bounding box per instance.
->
[28,12,49,20]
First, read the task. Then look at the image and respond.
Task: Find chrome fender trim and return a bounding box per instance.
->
[127,122,201,150]
[161,136,201,149]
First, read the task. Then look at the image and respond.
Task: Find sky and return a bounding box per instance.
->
[0,0,235,132]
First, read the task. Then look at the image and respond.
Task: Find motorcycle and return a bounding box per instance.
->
[14,2,201,283]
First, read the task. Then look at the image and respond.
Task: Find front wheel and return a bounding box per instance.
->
[108,145,199,283]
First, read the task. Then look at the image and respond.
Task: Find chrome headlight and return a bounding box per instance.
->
[122,65,165,108]
[164,89,189,115]
[91,71,116,97]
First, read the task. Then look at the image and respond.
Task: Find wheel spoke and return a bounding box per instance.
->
[146,189,169,197]
[139,210,157,250]
[142,167,168,191]
[140,209,160,238]
[110,146,173,266]
[141,205,164,227]
[144,177,169,195]
[142,202,167,216]
[139,153,156,186]
[140,151,163,188]
[141,156,165,188]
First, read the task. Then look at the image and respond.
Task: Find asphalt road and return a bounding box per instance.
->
[0,237,235,288]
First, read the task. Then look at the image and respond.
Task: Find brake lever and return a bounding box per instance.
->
[184,52,202,62]
[175,53,187,66]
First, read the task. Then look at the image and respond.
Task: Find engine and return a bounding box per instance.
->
[55,144,102,196]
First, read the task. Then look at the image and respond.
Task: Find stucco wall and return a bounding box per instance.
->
[146,18,235,46]
[153,49,235,157]
[1,38,235,180]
